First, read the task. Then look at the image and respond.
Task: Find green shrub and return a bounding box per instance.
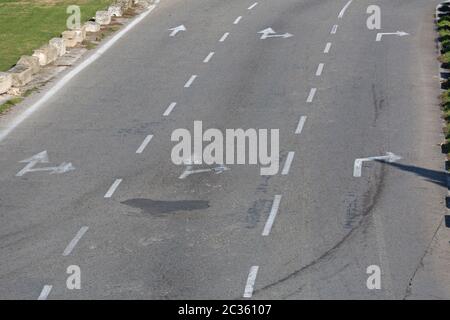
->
[439,19,450,28]
[442,40,450,53]
[439,15,450,24]
[439,52,450,63]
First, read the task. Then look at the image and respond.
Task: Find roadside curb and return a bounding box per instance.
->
[436,1,450,228]
[0,0,156,98]
[0,1,159,142]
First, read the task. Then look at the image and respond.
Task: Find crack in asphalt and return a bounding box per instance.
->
[403,216,444,299]
[253,166,386,297]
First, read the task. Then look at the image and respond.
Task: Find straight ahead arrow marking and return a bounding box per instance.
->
[258,28,293,39]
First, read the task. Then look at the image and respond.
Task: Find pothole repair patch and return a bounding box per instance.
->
[122,198,210,215]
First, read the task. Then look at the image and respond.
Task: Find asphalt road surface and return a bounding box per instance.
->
[0,0,449,299]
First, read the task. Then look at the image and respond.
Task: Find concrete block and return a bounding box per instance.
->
[78,25,87,39]
[95,11,111,25]
[84,21,100,33]
[17,55,40,74]
[134,0,151,7]
[62,29,83,47]
[62,37,78,48]
[116,0,132,10]
[108,5,123,17]
[0,72,12,94]
[9,65,33,87]
[49,37,66,56]
[32,45,58,66]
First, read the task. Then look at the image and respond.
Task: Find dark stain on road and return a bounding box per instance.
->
[246,199,271,229]
[122,198,210,215]
[372,84,385,125]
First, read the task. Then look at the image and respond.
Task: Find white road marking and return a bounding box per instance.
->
[234,16,242,24]
[203,52,215,63]
[316,63,325,76]
[16,151,75,176]
[37,285,52,300]
[136,134,154,153]
[281,152,295,175]
[16,151,48,177]
[376,31,409,42]
[63,226,89,256]
[331,24,338,34]
[306,88,317,103]
[179,164,229,179]
[248,2,258,10]
[0,5,157,144]
[338,0,353,18]
[163,102,177,116]
[262,195,282,236]
[104,179,122,198]
[324,42,332,53]
[184,75,197,88]
[243,266,259,298]
[295,116,307,134]
[219,32,229,42]
[353,152,401,177]
[258,28,293,39]
[168,25,186,37]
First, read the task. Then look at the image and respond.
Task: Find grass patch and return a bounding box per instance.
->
[22,87,39,97]
[0,0,114,71]
[81,39,97,50]
[0,97,23,114]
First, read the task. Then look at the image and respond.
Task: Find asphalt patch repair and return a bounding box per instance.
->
[122,198,210,215]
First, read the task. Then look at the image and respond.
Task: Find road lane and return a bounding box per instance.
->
[0,0,447,300]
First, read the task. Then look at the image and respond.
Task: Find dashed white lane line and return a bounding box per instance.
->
[37,285,52,300]
[104,179,122,198]
[203,52,215,63]
[63,226,89,256]
[243,266,259,298]
[234,16,242,24]
[262,195,282,236]
[331,24,338,34]
[219,32,230,42]
[316,63,325,76]
[306,88,317,103]
[295,116,307,134]
[163,102,177,116]
[136,134,154,153]
[281,152,295,175]
[0,5,157,144]
[184,75,197,88]
[248,2,258,10]
[324,42,332,53]
[338,0,353,18]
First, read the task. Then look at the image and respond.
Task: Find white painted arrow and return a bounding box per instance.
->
[353,152,401,177]
[169,25,186,37]
[258,28,293,40]
[179,164,229,179]
[16,151,75,176]
[376,31,409,42]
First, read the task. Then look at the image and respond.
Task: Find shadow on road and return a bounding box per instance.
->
[377,161,450,217]
[375,160,448,189]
